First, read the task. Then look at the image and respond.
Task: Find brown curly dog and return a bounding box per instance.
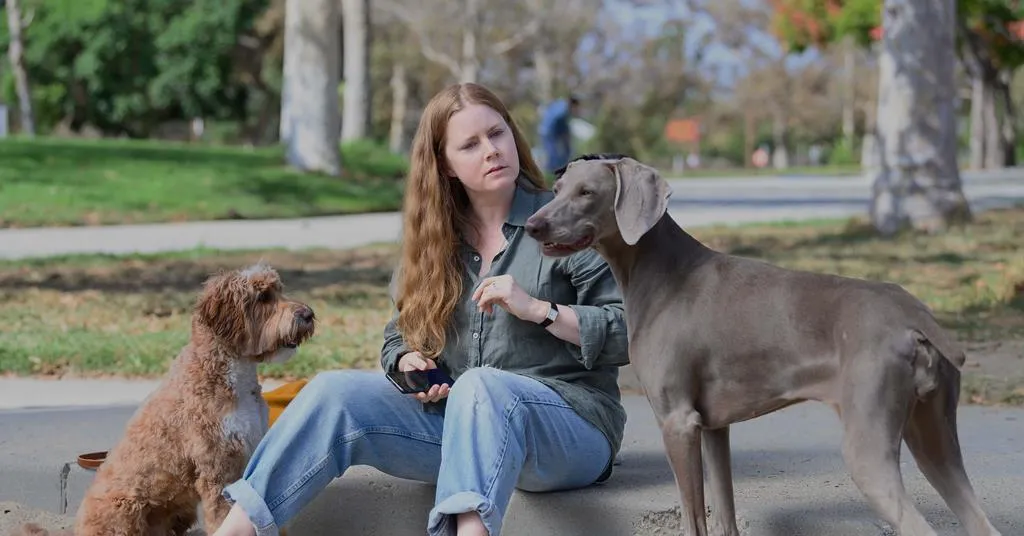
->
[68,263,316,535]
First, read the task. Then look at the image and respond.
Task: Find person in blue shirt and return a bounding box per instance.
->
[537,95,579,174]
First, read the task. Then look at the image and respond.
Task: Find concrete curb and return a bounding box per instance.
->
[0,370,637,412]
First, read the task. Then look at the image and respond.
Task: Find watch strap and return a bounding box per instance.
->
[538,301,557,327]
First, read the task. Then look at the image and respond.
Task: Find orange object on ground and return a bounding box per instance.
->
[262,379,310,427]
[73,380,310,475]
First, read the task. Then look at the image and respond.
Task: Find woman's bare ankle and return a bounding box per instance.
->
[212,503,257,536]
[455,511,488,536]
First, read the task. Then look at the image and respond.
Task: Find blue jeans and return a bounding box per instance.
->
[222,367,613,536]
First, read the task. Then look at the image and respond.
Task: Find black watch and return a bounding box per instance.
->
[538,301,558,327]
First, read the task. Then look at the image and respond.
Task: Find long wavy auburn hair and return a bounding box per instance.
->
[394,82,546,359]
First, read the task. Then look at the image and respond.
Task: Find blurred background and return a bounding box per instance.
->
[1,0,1021,176]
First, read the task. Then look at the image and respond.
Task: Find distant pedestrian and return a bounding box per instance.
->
[537,94,580,174]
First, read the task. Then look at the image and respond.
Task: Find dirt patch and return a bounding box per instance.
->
[0,246,401,378]
[962,339,1024,405]
[632,506,753,535]
[0,245,398,295]
[633,507,683,535]
[1,208,1021,393]
[0,503,207,536]
[0,502,74,536]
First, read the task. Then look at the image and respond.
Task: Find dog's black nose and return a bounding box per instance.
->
[295,306,314,322]
[525,218,548,239]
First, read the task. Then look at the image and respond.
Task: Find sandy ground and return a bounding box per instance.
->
[0,502,206,536]
[1,502,74,536]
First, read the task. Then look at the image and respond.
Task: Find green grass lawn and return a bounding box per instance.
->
[0,137,408,228]
[1,207,1022,404]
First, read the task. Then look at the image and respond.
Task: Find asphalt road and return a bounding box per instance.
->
[1,169,1022,260]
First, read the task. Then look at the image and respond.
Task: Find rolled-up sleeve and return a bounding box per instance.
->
[379,266,410,372]
[380,308,410,372]
[563,249,630,369]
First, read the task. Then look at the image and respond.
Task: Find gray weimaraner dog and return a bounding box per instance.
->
[524,155,1003,536]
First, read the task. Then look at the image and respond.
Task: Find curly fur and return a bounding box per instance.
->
[64,264,316,536]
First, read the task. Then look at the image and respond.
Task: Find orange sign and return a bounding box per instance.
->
[1011,20,1024,39]
[664,118,700,144]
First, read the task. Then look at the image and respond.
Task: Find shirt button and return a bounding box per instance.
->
[472,332,479,339]
[473,255,480,261]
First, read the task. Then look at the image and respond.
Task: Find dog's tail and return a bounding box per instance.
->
[894,283,967,371]
[909,328,963,400]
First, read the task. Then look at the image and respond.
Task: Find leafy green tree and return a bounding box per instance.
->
[770,0,1022,168]
[0,0,275,137]
[769,0,880,51]
[771,0,1022,60]
[773,0,977,235]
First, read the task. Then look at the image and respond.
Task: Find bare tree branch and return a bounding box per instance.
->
[238,35,262,50]
[491,18,540,55]
[376,0,462,78]
[420,38,463,79]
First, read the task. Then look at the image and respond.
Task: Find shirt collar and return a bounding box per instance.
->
[505,175,551,227]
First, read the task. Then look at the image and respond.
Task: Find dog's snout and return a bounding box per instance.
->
[525,217,548,239]
[295,306,314,322]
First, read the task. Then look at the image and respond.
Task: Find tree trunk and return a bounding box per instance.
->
[249,93,278,146]
[280,0,341,175]
[459,0,480,83]
[842,37,856,143]
[969,75,987,169]
[771,108,789,169]
[860,82,880,169]
[388,61,408,154]
[340,0,370,142]
[533,46,553,104]
[5,0,35,136]
[997,71,1017,167]
[967,64,1015,170]
[743,109,755,168]
[982,73,1006,169]
[868,0,970,236]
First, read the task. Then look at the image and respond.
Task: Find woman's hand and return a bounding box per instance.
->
[472,274,548,323]
[397,351,450,403]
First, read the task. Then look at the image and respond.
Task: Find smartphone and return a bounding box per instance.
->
[385,368,455,394]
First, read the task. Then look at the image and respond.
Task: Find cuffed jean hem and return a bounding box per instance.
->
[223,478,281,536]
[427,491,498,536]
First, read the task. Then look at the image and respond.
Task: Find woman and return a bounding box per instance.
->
[213,82,629,536]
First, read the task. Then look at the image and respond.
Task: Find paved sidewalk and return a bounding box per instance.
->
[0,376,288,410]
[0,212,404,260]
[1,395,1020,535]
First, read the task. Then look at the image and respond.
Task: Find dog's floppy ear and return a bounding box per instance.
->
[610,157,672,245]
[194,273,247,346]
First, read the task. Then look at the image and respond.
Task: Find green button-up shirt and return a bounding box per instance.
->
[380,177,631,459]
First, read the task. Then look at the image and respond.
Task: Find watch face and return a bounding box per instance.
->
[547,305,558,320]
